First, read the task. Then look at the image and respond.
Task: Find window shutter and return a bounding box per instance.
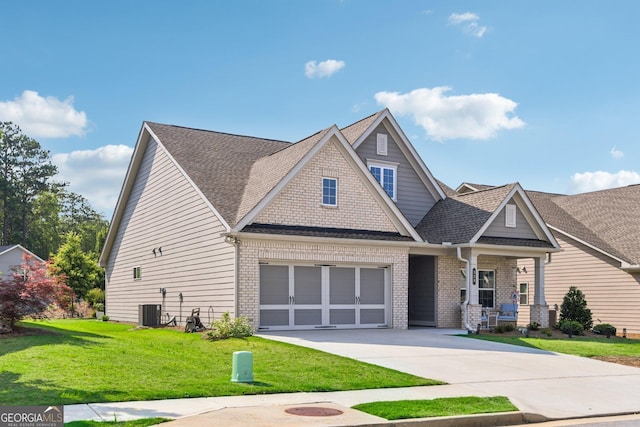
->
[505,204,517,228]
[376,133,388,156]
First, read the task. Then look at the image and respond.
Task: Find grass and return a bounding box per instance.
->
[65,418,169,427]
[353,396,517,420]
[466,333,640,358]
[0,319,441,406]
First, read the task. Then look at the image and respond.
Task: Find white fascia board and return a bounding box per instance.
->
[147,126,231,233]
[234,126,337,231]
[352,109,446,201]
[451,242,561,258]
[548,225,630,267]
[99,124,150,267]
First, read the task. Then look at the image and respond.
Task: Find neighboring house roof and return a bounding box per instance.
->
[527,185,640,268]
[456,182,498,194]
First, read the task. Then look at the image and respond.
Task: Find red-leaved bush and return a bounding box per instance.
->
[0,253,73,332]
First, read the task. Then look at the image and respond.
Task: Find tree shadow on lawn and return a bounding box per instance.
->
[0,371,128,406]
[0,322,109,357]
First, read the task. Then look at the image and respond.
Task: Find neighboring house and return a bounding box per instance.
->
[99,110,561,331]
[516,186,640,337]
[0,244,43,279]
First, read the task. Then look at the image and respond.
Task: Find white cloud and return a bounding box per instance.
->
[53,145,133,217]
[568,170,640,193]
[610,145,624,159]
[305,59,346,79]
[375,86,525,141]
[448,12,487,37]
[0,90,88,138]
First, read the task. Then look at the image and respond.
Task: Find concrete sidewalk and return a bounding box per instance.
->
[64,328,640,425]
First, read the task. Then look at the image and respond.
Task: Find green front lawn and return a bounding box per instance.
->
[467,333,640,358]
[353,396,517,420]
[0,320,440,406]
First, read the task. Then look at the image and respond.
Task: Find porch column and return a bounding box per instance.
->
[467,253,482,330]
[530,256,549,328]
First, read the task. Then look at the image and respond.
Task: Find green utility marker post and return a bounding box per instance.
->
[231,351,254,383]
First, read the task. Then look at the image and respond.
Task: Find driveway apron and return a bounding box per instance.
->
[259,328,640,419]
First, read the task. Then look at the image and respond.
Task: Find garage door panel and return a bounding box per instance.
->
[294,266,322,304]
[361,308,385,324]
[260,265,289,305]
[330,267,356,304]
[330,309,356,325]
[295,309,322,325]
[360,268,385,305]
[260,309,289,326]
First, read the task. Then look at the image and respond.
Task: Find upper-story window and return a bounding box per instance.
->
[322,177,337,206]
[369,162,397,201]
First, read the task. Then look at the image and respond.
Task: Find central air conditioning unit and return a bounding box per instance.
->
[138,304,161,327]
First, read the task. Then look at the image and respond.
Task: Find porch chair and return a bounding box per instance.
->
[497,303,518,324]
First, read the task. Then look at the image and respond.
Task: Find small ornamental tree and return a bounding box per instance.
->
[0,253,73,332]
[559,286,593,330]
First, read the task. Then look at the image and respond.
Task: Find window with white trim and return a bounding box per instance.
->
[478,270,495,308]
[133,266,141,280]
[369,162,397,200]
[322,177,337,206]
[519,282,529,305]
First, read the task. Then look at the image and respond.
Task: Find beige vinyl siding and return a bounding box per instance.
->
[484,203,538,240]
[355,124,437,226]
[105,135,235,325]
[255,138,398,232]
[520,234,640,336]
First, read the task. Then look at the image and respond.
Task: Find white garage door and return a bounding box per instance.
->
[259,263,389,330]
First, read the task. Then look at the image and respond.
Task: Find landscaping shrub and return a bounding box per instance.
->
[559,286,593,330]
[101,315,109,321]
[206,312,253,340]
[540,328,553,337]
[527,322,541,331]
[593,323,617,336]
[86,288,105,307]
[559,320,584,337]
[493,324,515,333]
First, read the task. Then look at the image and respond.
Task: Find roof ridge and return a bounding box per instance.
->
[145,121,292,144]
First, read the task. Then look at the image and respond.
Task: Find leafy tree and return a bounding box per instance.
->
[559,286,593,330]
[0,122,62,246]
[51,233,102,298]
[0,253,73,332]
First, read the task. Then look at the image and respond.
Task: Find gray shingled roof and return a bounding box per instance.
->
[235,128,331,225]
[416,184,517,243]
[528,185,640,265]
[243,223,413,241]
[146,122,290,226]
[340,110,383,145]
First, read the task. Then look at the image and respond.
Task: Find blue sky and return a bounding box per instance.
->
[2,1,639,219]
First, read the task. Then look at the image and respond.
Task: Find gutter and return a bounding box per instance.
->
[456,247,474,333]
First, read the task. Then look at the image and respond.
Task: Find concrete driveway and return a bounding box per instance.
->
[260,328,640,419]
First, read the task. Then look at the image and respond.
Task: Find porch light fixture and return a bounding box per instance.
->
[472,268,476,285]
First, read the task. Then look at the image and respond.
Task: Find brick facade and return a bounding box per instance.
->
[255,138,398,232]
[237,238,409,329]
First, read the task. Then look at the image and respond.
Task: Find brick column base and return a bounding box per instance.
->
[529,304,549,328]
[461,304,483,331]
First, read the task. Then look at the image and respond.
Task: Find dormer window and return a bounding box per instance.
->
[368,161,397,201]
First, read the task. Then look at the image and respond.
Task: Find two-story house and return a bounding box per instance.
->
[99,110,560,331]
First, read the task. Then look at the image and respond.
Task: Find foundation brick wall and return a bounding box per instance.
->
[237,238,409,329]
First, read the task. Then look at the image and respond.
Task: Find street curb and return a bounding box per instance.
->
[352,411,541,427]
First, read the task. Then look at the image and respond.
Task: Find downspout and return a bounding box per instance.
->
[224,236,240,318]
[457,247,474,332]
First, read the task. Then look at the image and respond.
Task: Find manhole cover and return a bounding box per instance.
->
[285,407,344,417]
